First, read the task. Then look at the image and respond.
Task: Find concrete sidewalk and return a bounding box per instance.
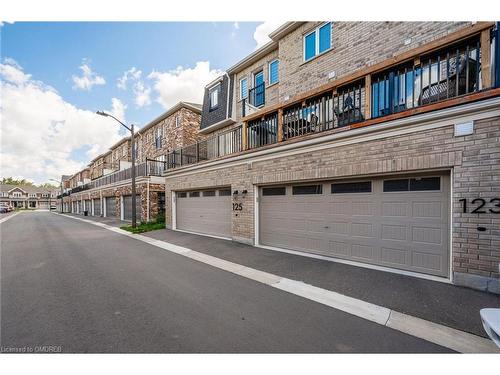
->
[142,228,500,339]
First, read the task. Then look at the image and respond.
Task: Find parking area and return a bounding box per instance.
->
[143,226,500,339]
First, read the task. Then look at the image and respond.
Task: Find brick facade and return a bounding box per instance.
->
[278,21,471,101]
[234,48,280,122]
[163,114,500,292]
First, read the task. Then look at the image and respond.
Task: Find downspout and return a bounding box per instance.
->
[224,72,232,120]
[146,178,150,222]
[495,22,500,88]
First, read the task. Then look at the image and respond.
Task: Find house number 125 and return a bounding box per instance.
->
[459,198,500,214]
[232,203,243,211]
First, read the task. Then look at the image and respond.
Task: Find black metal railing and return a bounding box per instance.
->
[249,83,265,108]
[283,79,365,140]
[247,113,278,149]
[166,125,243,170]
[372,37,481,118]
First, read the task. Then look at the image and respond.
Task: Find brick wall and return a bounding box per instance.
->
[234,48,280,122]
[139,106,202,162]
[278,21,471,101]
[164,115,500,292]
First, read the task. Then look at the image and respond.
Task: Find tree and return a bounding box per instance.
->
[38,182,58,189]
[1,177,34,186]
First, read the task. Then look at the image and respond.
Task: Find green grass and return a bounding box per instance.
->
[120,218,165,234]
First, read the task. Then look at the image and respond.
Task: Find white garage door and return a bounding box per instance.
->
[259,174,450,277]
[176,188,232,238]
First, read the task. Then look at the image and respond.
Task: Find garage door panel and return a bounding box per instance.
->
[93,199,101,216]
[260,173,450,277]
[176,190,231,238]
[105,197,115,217]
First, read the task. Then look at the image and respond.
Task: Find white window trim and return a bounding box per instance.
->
[303,22,332,62]
[239,77,248,100]
[268,59,279,85]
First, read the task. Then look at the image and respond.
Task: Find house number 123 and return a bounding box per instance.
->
[459,198,500,214]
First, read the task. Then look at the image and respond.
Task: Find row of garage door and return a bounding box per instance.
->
[175,173,450,278]
[70,196,138,221]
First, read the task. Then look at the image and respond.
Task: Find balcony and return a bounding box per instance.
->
[160,23,498,175]
[165,125,242,168]
[66,159,166,194]
[242,83,266,117]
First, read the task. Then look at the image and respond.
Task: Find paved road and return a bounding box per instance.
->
[0,212,451,353]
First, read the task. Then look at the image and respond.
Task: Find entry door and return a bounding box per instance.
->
[253,70,264,107]
[259,174,450,277]
[176,189,232,238]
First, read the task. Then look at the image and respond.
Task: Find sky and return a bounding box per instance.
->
[0,21,283,184]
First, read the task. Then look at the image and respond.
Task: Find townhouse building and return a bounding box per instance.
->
[160,22,500,293]
[0,184,59,209]
[61,102,202,222]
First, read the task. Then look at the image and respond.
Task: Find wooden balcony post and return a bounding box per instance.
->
[242,121,248,151]
[481,29,492,89]
[277,108,284,142]
[364,74,372,120]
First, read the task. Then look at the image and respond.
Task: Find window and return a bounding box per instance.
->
[292,185,323,195]
[202,190,216,197]
[178,192,187,198]
[240,78,248,100]
[331,181,372,194]
[269,60,279,85]
[304,22,332,61]
[175,116,180,128]
[12,192,22,197]
[155,127,162,149]
[189,191,200,197]
[383,179,410,192]
[218,189,231,196]
[410,177,440,191]
[209,85,219,110]
[262,187,286,196]
[383,177,441,192]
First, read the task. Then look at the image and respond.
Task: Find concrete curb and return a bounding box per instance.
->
[57,213,500,353]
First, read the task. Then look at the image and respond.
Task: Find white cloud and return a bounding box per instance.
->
[148,61,223,109]
[116,67,151,107]
[117,67,142,90]
[0,59,31,84]
[110,98,127,123]
[0,59,123,184]
[133,81,151,107]
[253,21,285,49]
[233,22,240,30]
[71,59,106,90]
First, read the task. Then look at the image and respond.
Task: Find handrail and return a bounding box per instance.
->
[241,22,494,123]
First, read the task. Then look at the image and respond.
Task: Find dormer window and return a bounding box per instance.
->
[209,84,219,111]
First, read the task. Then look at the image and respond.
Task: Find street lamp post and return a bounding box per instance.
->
[96,111,137,228]
[50,178,63,213]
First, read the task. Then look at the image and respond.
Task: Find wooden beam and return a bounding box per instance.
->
[481,29,492,89]
[241,22,495,123]
[277,108,284,142]
[364,74,372,120]
[242,121,248,151]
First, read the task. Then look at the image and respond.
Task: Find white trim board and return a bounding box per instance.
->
[56,212,499,354]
